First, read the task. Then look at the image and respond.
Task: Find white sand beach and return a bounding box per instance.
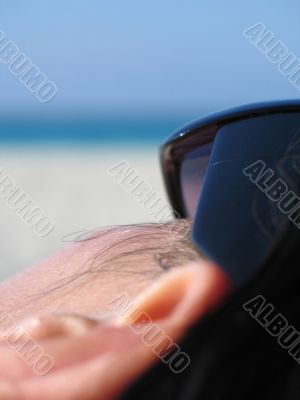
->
[0,146,171,281]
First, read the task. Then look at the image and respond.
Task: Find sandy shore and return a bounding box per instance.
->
[0,146,171,281]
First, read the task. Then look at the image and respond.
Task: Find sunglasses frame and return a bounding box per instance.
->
[160,100,300,219]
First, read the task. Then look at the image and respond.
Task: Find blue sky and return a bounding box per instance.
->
[0,0,299,115]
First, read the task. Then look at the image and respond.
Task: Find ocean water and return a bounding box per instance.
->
[0,115,196,145]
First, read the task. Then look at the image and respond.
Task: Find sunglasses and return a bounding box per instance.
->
[161,100,300,286]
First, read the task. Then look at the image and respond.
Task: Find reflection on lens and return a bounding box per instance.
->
[180,142,212,218]
[192,112,300,286]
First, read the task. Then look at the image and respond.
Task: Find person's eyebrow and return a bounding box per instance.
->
[11,221,201,311]
[87,221,201,275]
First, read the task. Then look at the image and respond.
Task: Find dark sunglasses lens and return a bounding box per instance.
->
[180,142,213,218]
[191,112,300,286]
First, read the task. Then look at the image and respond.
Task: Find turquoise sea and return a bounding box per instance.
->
[0,114,201,146]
